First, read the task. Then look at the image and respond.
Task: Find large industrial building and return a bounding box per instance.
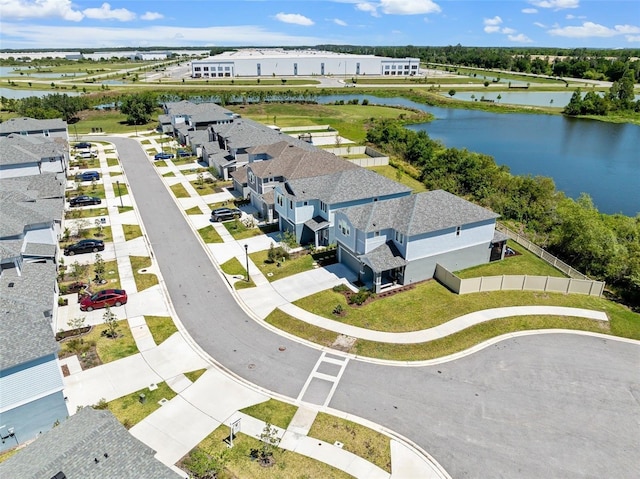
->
[191,49,420,78]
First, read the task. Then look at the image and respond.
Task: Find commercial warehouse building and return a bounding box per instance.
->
[191,49,420,78]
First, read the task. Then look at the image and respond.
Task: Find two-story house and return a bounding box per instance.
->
[241,141,359,221]
[274,168,412,248]
[0,134,69,179]
[160,100,237,145]
[0,117,68,140]
[333,189,504,292]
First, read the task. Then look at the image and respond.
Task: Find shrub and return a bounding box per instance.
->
[332,304,344,315]
[333,284,349,293]
[348,287,372,306]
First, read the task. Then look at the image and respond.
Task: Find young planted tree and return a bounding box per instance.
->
[258,422,281,466]
[103,306,118,338]
[93,253,105,282]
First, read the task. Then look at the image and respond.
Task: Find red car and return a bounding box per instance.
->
[79,289,127,311]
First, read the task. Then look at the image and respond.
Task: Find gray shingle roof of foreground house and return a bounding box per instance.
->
[0,407,182,479]
[0,117,67,136]
[341,189,500,235]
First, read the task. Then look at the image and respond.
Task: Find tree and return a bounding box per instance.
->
[563,88,583,115]
[483,80,490,87]
[70,260,88,282]
[120,92,156,125]
[103,305,118,338]
[183,448,229,479]
[258,422,281,465]
[93,253,105,282]
[67,316,86,331]
[448,89,456,97]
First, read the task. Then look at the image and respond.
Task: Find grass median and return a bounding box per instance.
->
[130,256,158,292]
[145,315,178,345]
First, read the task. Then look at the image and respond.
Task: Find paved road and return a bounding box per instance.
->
[106,136,640,478]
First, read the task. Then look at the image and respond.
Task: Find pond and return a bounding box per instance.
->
[443,90,640,107]
[0,88,81,99]
[319,94,640,216]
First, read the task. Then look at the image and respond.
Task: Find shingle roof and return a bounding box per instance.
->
[164,100,234,124]
[0,189,59,239]
[0,408,182,479]
[0,117,67,135]
[360,240,407,273]
[340,190,500,236]
[0,134,66,166]
[215,118,317,152]
[0,172,66,199]
[284,167,411,204]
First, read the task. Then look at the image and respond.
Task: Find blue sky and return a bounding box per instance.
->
[1,0,638,50]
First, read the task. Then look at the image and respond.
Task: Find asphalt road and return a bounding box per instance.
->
[106,136,640,478]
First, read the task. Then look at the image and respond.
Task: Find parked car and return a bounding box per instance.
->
[74,142,92,149]
[76,170,100,181]
[211,207,242,222]
[176,149,191,157]
[69,195,101,207]
[64,239,105,256]
[77,149,98,159]
[79,289,127,311]
[154,152,174,160]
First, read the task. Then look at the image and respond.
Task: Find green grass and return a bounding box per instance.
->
[113,182,128,197]
[71,108,159,134]
[130,256,158,291]
[122,223,142,241]
[220,257,255,289]
[145,315,178,344]
[251,249,317,282]
[181,426,352,479]
[308,413,391,473]
[65,207,109,219]
[184,368,207,383]
[162,171,176,178]
[228,103,431,144]
[190,179,219,195]
[110,171,122,177]
[67,183,106,199]
[197,225,223,243]
[98,259,121,289]
[455,241,566,278]
[170,183,191,198]
[154,160,167,167]
[185,205,203,215]
[223,219,264,240]
[118,206,133,214]
[240,399,298,430]
[140,139,151,145]
[106,157,119,167]
[73,225,113,243]
[368,165,428,193]
[59,319,138,364]
[107,382,177,429]
[172,157,198,165]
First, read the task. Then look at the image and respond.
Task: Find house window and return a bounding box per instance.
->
[303,201,308,206]
[395,231,404,244]
[277,194,283,207]
[320,201,327,213]
[374,231,380,237]
[338,220,350,236]
[289,200,293,209]
[456,226,461,236]
[248,170,255,183]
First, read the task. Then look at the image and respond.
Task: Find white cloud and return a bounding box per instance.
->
[274,12,314,26]
[356,2,380,17]
[548,21,640,38]
[141,11,163,21]
[522,8,538,14]
[0,22,331,48]
[530,0,579,10]
[379,0,441,15]
[483,16,502,33]
[83,3,135,22]
[508,33,533,43]
[501,27,516,34]
[0,0,83,21]
[566,14,586,20]
[333,18,348,26]
[534,21,547,28]
[626,35,640,42]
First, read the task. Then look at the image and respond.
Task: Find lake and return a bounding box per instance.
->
[0,88,81,99]
[320,95,640,216]
[442,90,640,107]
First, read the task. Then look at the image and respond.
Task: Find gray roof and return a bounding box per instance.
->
[214,118,317,152]
[0,188,61,239]
[0,407,182,479]
[0,172,66,199]
[248,141,358,181]
[0,117,67,135]
[284,167,411,205]
[360,241,407,273]
[23,242,57,257]
[340,190,500,236]
[304,216,330,232]
[164,100,234,125]
[187,128,210,148]
[0,134,66,166]
[230,164,248,184]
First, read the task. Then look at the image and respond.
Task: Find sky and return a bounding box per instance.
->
[0,0,639,50]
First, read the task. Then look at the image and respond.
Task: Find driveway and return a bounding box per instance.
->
[102,136,640,479]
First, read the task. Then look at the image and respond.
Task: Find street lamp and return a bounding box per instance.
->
[116,180,124,208]
[244,244,249,282]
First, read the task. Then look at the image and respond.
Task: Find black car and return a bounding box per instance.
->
[74,142,92,149]
[211,207,242,222]
[64,239,105,255]
[69,195,101,207]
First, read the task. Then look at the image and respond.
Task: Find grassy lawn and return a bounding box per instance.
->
[239,399,298,430]
[99,259,121,289]
[65,207,109,219]
[145,315,178,345]
[368,165,428,193]
[118,206,133,214]
[172,157,198,166]
[184,368,207,383]
[106,382,177,429]
[223,219,264,240]
[185,205,203,215]
[59,319,137,365]
[110,171,122,177]
[154,160,167,167]
[113,182,128,197]
[66,225,113,244]
[163,171,176,178]
[170,183,191,198]
[130,256,158,291]
[250,248,336,282]
[190,179,219,195]
[71,157,101,169]
[198,225,223,243]
[228,103,431,144]
[122,224,142,241]
[181,426,352,479]
[106,157,119,167]
[308,413,391,473]
[455,241,566,278]
[67,183,106,199]
[220,257,255,289]
[73,108,158,134]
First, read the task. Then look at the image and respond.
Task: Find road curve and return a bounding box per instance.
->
[105,136,640,479]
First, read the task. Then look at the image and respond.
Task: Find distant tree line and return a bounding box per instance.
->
[366,120,640,304]
[564,71,639,116]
